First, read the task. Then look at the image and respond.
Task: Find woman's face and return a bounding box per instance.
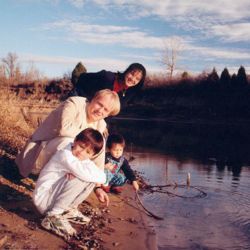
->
[124,69,143,87]
[87,94,113,123]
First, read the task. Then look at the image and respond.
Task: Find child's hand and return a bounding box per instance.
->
[65,173,76,180]
[132,181,139,191]
[95,187,109,206]
[105,162,114,171]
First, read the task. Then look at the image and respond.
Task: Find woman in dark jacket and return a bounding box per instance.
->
[73,63,146,109]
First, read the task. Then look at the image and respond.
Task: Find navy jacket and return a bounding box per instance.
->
[75,70,141,108]
[105,152,136,182]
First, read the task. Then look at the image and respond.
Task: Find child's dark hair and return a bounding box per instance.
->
[75,128,104,155]
[106,134,125,149]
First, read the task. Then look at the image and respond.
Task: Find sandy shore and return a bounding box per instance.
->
[0,173,157,250]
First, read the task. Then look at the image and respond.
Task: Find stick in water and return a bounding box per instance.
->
[135,191,164,220]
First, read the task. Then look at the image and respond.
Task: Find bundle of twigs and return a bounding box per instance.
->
[135,191,164,220]
[135,182,207,220]
[145,183,207,199]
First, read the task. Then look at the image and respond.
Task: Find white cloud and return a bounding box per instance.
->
[98,0,250,21]
[45,20,167,49]
[43,19,250,64]
[68,0,85,8]
[90,0,250,42]
[19,53,130,71]
[210,23,250,42]
[188,45,250,60]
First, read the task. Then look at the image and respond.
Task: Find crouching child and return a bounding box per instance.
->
[102,134,139,194]
[33,128,106,239]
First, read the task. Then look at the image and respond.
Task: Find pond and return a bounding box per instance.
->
[109,118,250,250]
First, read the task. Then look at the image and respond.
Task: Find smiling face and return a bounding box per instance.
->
[72,141,94,161]
[110,143,124,159]
[86,95,114,123]
[124,69,143,87]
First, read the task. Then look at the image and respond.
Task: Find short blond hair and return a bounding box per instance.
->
[91,89,120,116]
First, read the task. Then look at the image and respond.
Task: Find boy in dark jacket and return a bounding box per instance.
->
[102,134,139,193]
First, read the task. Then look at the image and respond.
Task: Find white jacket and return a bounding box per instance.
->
[33,143,106,205]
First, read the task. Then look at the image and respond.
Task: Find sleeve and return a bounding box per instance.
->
[61,151,106,184]
[105,153,109,164]
[91,139,106,169]
[76,70,114,98]
[120,158,136,181]
[58,97,84,137]
[119,83,143,108]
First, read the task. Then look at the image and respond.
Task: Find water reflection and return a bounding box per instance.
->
[108,119,250,249]
[109,118,250,179]
[128,151,250,249]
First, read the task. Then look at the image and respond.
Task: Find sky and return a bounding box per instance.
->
[0,0,250,78]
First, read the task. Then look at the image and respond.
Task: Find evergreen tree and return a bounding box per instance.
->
[220,67,231,87]
[208,67,219,84]
[181,71,189,79]
[71,62,87,86]
[231,73,237,86]
[236,66,248,87]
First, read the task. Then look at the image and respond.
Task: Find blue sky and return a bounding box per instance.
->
[0,0,250,77]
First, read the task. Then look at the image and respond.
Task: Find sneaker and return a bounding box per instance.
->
[41,215,76,240]
[63,208,90,225]
[110,186,123,194]
[101,185,111,193]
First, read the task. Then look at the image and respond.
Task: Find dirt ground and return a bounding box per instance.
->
[0,170,157,250]
[0,102,157,250]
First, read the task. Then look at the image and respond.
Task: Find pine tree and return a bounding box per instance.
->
[208,67,219,84]
[236,66,247,87]
[231,73,237,87]
[220,68,231,87]
[71,62,87,86]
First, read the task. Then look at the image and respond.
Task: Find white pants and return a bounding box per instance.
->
[33,177,95,215]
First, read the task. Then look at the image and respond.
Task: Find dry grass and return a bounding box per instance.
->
[0,91,37,155]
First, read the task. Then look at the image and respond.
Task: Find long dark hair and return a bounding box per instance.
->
[117,63,146,89]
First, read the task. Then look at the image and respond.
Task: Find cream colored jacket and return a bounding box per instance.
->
[15,97,106,177]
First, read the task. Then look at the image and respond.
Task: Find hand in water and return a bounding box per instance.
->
[132,181,139,191]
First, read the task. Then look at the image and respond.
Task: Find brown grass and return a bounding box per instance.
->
[0,91,36,154]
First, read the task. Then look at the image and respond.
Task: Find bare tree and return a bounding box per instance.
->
[162,37,183,80]
[1,52,19,79]
[25,62,41,82]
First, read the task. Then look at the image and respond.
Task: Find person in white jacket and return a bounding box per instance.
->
[33,128,106,239]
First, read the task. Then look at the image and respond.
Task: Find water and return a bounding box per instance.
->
[128,152,250,249]
[108,118,250,250]
[29,112,250,249]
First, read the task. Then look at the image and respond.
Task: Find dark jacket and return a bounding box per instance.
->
[105,152,136,182]
[75,70,141,108]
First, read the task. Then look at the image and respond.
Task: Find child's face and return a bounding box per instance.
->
[110,143,124,159]
[72,141,94,161]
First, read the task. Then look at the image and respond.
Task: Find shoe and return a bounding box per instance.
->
[62,208,90,225]
[41,215,76,240]
[110,186,123,194]
[101,185,111,193]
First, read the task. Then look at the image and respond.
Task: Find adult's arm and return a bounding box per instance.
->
[31,97,86,141]
[76,70,115,98]
[58,97,87,137]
